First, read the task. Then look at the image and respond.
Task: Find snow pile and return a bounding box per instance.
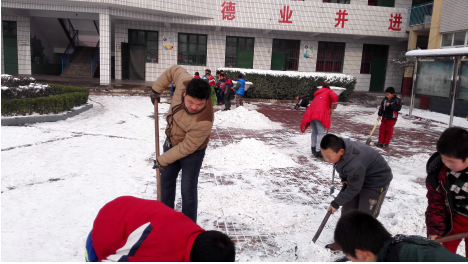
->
[213,106,282,130]
[241,103,259,111]
[217,67,355,81]
[204,138,297,170]
[296,241,332,262]
[350,111,423,129]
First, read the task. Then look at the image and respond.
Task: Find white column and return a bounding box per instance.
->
[99,11,111,85]
[17,16,31,75]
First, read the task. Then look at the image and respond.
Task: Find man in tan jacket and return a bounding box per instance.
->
[151,65,214,223]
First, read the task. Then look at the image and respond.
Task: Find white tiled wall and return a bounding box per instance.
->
[115,19,405,92]
[100,11,111,85]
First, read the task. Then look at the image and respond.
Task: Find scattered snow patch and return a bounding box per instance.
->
[214,106,282,130]
[204,138,297,170]
[350,111,423,129]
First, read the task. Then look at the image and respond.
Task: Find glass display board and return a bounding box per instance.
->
[415,61,454,98]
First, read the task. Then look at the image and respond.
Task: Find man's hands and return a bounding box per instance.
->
[330,109,335,114]
[428,235,441,241]
[377,116,382,121]
[327,205,338,214]
[153,159,164,172]
[150,89,161,105]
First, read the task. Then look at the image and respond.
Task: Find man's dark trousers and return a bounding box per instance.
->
[341,184,390,218]
[160,137,206,223]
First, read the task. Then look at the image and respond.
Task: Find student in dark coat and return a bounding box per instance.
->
[375,87,402,148]
[334,210,467,262]
[320,134,393,251]
[222,78,235,111]
[294,95,309,110]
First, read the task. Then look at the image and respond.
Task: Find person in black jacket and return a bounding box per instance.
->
[293,95,309,110]
[375,87,402,148]
[334,210,467,262]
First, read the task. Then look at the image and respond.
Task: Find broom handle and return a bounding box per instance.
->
[368,118,380,138]
[436,232,468,243]
[154,100,161,201]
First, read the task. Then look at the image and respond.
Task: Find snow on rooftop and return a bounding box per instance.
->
[218,68,355,81]
[405,47,468,57]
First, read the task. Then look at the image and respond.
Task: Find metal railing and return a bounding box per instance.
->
[61,31,79,74]
[408,2,433,27]
[91,41,100,77]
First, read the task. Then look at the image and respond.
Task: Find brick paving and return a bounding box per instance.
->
[167,101,445,261]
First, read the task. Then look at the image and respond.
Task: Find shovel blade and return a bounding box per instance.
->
[365,137,371,145]
[330,186,335,195]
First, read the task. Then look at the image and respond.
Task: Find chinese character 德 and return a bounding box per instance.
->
[221,1,236,20]
[278,6,293,23]
[388,13,402,31]
[334,9,348,28]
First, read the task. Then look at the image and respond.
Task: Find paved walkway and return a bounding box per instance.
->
[168,102,443,261]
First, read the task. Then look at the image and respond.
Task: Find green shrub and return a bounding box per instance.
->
[220,69,356,102]
[1,84,89,116]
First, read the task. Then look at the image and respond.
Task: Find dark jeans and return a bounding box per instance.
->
[218,89,224,104]
[214,88,221,104]
[224,93,233,110]
[161,137,206,223]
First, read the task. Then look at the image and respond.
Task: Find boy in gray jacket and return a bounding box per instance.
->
[320,134,393,251]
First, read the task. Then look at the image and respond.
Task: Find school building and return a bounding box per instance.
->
[2,0,412,93]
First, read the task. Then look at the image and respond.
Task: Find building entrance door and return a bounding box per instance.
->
[361,44,389,92]
[129,43,145,81]
[3,21,18,74]
[121,42,129,79]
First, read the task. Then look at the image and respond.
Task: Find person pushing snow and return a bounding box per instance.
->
[319,134,393,251]
[85,196,235,262]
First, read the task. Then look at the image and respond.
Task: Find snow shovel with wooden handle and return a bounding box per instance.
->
[365,118,380,145]
[312,184,348,243]
[436,232,468,243]
[154,99,162,201]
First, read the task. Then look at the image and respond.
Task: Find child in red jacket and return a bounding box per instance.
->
[375,87,402,148]
[300,82,338,158]
[85,196,235,262]
[426,127,468,256]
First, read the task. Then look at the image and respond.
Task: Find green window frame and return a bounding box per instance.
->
[225,36,254,68]
[178,33,207,66]
[271,39,300,71]
[128,29,158,63]
[316,41,346,73]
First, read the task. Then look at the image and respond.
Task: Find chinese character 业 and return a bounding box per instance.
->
[278,6,293,23]
[388,13,402,31]
[221,1,236,20]
[334,9,348,28]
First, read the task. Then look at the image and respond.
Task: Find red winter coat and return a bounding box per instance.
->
[425,153,454,237]
[300,88,338,132]
[91,196,204,262]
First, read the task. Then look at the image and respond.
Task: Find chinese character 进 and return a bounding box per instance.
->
[221,1,236,20]
[334,9,348,28]
[388,13,402,31]
[278,6,293,23]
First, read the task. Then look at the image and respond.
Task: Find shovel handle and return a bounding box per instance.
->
[312,184,348,243]
[368,119,380,139]
[154,100,162,201]
[435,232,468,243]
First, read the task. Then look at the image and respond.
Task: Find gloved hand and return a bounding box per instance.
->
[150,89,161,105]
[153,159,164,172]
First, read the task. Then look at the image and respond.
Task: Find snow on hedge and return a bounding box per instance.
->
[218,68,355,81]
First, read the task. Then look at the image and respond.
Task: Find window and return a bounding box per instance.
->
[225,36,254,68]
[368,0,394,7]
[360,44,389,74]
[178,33,207,66]
[323,0,350,3]
[128,29,158,63]
[316,42,345,73]
[271,39,300,71]
[2,21,17,36]
[441,31,468,47]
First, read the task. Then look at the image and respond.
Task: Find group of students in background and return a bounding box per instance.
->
[194,69,245,111]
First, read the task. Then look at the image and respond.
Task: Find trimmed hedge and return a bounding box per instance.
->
[1,84,89,116]
[220,70,356,102]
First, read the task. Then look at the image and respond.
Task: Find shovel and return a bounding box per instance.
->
[154,99,162,201]
[436,232,468,243]
[365,118,380,145]
[312,184,348,243]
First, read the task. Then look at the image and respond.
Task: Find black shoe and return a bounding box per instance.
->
[325,242,342,252]
[316,151,323,159]
[374,142,383,147]
[382,143,389,148]
[311,148,317,156]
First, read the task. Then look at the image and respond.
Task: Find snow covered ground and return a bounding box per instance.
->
[1,96,466,261]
